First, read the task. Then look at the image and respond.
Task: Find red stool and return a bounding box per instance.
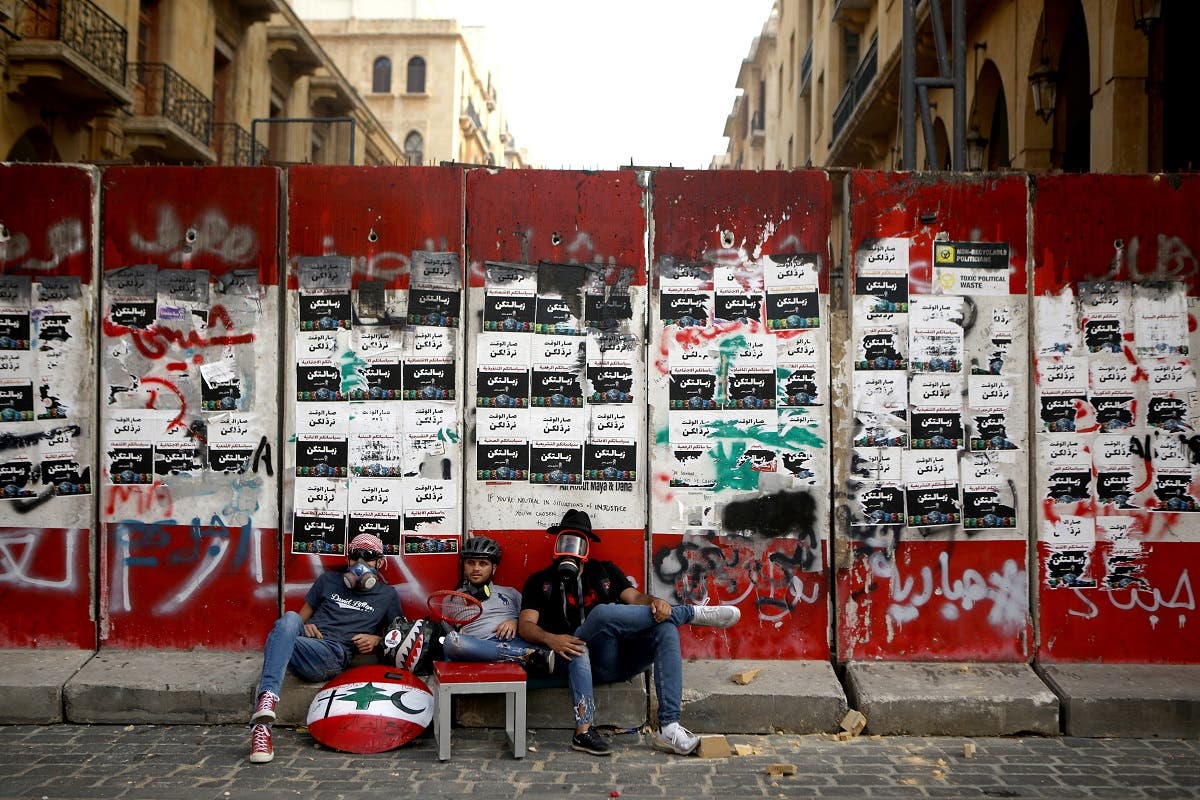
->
[430,661,527,760]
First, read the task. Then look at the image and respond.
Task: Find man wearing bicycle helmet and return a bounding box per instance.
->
[247,532,401,764]
[518,509,741,757]
[441,536,554,674]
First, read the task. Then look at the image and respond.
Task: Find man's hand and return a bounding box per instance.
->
[545,633,587,661]
[304,624,323,639]
[493,619,517,640]
[650,597,671,623]
[351,633,381,654]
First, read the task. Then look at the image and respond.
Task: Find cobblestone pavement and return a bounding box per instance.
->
[0,724,1197,800]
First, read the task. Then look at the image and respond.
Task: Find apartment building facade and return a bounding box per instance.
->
[718,0,1196,175]
[1,0,402,165]
[294,0,530,168]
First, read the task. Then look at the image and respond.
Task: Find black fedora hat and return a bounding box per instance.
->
[547,509,600,542]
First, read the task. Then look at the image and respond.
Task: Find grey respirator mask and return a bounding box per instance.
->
[344,550,382,590]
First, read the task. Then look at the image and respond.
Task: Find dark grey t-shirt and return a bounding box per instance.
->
[305,571,402,651]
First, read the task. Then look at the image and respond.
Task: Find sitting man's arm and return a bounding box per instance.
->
[349,588,402,654]
[491,585,520,640]
[518,608,586,661]
[298,602,323,639]
[619,586,671,623]
[493,618,517,640]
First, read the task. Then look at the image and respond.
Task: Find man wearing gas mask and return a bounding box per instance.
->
[518,510,740,757]
[440,536,554,672]
[247,533,402,764]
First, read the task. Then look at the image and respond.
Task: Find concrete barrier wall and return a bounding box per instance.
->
[284,166,465,619]
[835,172,1033,661]
[462,169,649,593]
[0,165,1196,667]
[646,170,833,660]
[0,164,98,649]
[1031,175,1200,663]
[98,167,282,649]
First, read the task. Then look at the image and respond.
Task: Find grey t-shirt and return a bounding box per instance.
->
[457,584,521,639]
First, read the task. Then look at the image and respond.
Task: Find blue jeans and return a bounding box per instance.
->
[442,631,541,664]
[256,610,351,697]
[566,603,695,729]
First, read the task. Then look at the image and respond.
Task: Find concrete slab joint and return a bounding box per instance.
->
[673,659,849,734]
[845,661,1060,737]
[1038,663,1200,739]
[0,650,95,724]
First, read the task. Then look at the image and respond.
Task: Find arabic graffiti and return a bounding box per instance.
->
[130,207,257,265]
[1064,568,1194,623]
[864,549,1028,631]
[0,218,86,273]
[108,515,265,614]
[0,527,83,590]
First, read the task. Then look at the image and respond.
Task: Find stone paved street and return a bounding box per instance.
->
[0,725,1197,800]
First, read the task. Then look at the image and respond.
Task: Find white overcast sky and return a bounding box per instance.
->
[451,1,775,169]
[300,0,776,169]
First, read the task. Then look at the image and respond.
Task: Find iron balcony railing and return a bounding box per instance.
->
[130,62,213,146]
[14,0,128,86]
[211,122,266,166]
[831,34,878,143]
[464,98,490,148]
[800,40,813,96]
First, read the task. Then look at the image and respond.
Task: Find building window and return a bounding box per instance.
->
[372,57,391,93]
[404,130,424,166]
[406,57,426,93]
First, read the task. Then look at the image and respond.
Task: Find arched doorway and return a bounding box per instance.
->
[1054,1,1090,172]
[6,126,61,162]
[972,59,1010,170]
[1163,1,1200,171]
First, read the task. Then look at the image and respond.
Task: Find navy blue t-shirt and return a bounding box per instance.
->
[304,571,402,651]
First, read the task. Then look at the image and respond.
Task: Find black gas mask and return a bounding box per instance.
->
[554,531,590,578]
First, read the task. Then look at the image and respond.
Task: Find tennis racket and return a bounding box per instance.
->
[426,589,484,630]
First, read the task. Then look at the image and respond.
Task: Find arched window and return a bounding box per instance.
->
[6,126,61,162]
[406,56,426,93]
[404,130,424,166]
[372,56,391,93]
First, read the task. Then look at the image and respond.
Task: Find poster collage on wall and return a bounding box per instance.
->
[1036,280,1198,590]
[474,261,639,489]
[657,254,826,535]
[0,274,90,499]
[292,253,461,557]
[103,264,264,492]
[848,238,1021,531]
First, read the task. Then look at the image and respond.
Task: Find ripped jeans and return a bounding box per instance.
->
[565,603,695,729]
[441,631,541,664]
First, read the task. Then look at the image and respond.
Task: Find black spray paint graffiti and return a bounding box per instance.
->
[653,491,820,615]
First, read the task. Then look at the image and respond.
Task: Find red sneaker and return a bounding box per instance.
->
[251,690,279,724]
[249,723,273,763]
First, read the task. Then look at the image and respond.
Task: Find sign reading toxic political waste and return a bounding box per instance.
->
[933,241,1010,296]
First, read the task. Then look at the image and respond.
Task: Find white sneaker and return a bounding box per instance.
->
[653,722,700,755]
[689,605,741,628]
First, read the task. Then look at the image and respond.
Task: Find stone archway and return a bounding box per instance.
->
[1163,1,1200,170]
[1052,0,1091,172]
[971,59,1010,170]
[5,126,61,163]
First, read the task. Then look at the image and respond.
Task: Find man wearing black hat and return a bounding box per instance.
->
[517,509,740,756]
